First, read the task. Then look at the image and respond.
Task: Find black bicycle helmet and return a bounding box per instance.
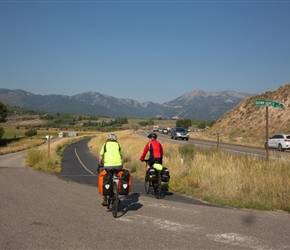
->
[147,133,157,139]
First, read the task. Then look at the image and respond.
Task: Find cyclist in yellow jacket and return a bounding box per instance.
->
[98,133,123,206]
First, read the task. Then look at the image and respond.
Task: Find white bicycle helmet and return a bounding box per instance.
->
[107,133,117,141]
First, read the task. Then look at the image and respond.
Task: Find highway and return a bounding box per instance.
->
[139,130,288,160]
[1,137,290,249]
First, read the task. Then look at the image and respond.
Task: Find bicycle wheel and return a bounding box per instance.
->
[112,182,119,218]
[107,198,111,210]
[145,175,151,194]
[154,172,162,199]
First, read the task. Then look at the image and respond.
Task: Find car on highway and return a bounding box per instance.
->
[162,128,168,134]
[153,126,159,132]
[170,127,189,141]
[264,134,290,151]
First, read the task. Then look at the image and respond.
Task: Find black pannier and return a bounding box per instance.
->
[148,168,157,181]
[98,169,113,195]
[161,167,170,182]
[118,169,132,195]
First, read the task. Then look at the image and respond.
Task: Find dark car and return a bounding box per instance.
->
[171,127,189,140]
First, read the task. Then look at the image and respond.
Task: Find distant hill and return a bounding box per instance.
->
[163,89,252,120]
[0,88,252,120]
[207,83,290,143]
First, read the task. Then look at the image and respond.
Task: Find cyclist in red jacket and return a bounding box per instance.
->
[140,133,163,170]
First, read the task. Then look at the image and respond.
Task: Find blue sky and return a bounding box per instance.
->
[1,0,289,103]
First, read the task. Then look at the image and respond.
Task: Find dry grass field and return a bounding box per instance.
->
[88,130,290,212]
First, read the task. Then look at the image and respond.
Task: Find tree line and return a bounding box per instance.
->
[0,103,216,139]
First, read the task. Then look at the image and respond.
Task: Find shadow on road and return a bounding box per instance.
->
[115,193,142,218]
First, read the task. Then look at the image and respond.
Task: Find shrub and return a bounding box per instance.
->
[178,144,195,159]
[25,148,46,166]
[0,127,4,139]
[25,128,37,137]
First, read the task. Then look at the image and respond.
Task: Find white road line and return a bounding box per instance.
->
[145,202,200,214]
[119,215,202,233]
[207,233,276,250]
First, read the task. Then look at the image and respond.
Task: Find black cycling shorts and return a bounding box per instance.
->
[148,158,162,167]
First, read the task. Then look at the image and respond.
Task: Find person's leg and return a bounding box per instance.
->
[147,159,154,170]
[145,168,150,181]
[146,163,150,170]
[102,195,108,206]
[100,167,111,206]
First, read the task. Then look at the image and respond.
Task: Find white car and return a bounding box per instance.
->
[265,134,290,151]
[162,128,168,134]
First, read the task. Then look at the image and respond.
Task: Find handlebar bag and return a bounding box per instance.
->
[98,169,113,195]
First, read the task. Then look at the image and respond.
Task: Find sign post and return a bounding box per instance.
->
[266,105,268,161]
[46,135,52,158]
[254,100,283,162]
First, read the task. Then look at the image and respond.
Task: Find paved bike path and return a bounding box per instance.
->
[59,138,215,207]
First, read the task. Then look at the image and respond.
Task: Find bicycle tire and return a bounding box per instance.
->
[154,172,162,199]
[112,182,119,218]
[107,198,111,210]
[145,177,151,194]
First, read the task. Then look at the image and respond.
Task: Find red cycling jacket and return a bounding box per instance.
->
[140,139,163,161]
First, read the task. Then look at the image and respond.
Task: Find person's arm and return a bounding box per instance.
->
[99,154,104,166]
[99,144,105,166]
[140,143,149,161]
[118,143,122,159]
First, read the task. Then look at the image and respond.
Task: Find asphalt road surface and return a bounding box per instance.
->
[1,137,290,249]
[140,131,281,157]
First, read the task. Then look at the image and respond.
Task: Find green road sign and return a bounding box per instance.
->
[270,101,283,108]
[254,100,283,108]
[254,100,271,106]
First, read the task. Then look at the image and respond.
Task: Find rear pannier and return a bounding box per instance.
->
[118,169,132,195]
[148,168,157,181]
[98,169,113,195]
[161,167,170,182]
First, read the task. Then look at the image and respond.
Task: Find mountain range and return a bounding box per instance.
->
[0,88,252,120]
